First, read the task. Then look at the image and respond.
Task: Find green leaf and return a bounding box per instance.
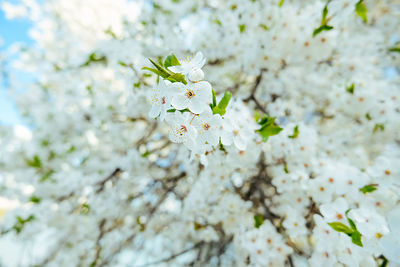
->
[148,58,171,76]
[256,116,283,142]
[389,47,400,53]
[355,0,368,23]
[259,24,269,30]
[213,19,222,26]
[288,125,299,139]
[142,67,170,78]
[81,53,107,67]
[29,196,41,204]
[239,24,246,33]
[212,91,232,116]
[283,162,289,174]
[373,123,385,133]
[322,4,329,24]
[167,108,190,113]
[360,184,378,194]
[313,24,334,37]
[80,203,90,214]
[26,155,42,168]
[278,0,284,7]
[328,222,354,234]
[254,214,264,228]
[13,215,35,234]
[164,54,180,68]
[380,256,389,267]
[345,209,357,229]
[346,83,355,94]
[365,113,372,120]
[141,150,150,158]
[212,89,217,108]
[351,231,363,247]
[166,73,187,84]
[40,170,55,183]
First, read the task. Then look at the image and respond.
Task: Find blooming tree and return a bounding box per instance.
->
[0,0,399,266]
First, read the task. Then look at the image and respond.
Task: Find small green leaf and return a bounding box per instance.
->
[389,47,400,53]
[148,58,171,76]
[254,214,264,228]
[67,146,75,154]
[239,24,246,33]
[278,0,284,7]
[213,19,222,26]
[167,108,190,113]
[81,53,107,67]
[322,4,329,24]
[373,123,385,133]
[346,83,355,94]
[288,125,299,139]
[141,150,150,158]
[80,203,90,214]
[256,116,283,142]
[167,73,187,84]
[351,231,363,247]
[313,24,334,37]
[142,67,169,78]
[13,215,35,234]
[26,155,42,168]
[365,113,372,120]
[328,222,354,234]
[380,256,389,267]
[164,54,180,68]
[40,170,55,183]
[345,209,357,231]
[355,0,368,23]
[29,196,41,204]
[283,162,289,174]
[212,89,217,108]
[219,139,226,152]
[212,91,232,116]
[360,184,378,194]
[259,24,269,30]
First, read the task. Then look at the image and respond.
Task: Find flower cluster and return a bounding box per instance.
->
[146,52,279,163]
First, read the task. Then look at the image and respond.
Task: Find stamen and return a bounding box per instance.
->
[186,89,195,99]
[202,123,211,130]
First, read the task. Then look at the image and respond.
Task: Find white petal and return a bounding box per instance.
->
[207,133,219,146]
[234,135,247,150]
[168,65,184,73]
[188,68,204,82]
[188,99,206,114]
[220,130,233,146]
[148,105,161,118]
[172,95,189,110]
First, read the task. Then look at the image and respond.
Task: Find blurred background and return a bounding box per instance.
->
[0,6,31,126]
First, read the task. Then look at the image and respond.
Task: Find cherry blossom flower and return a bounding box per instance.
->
[168,52,206,77]
[165,111,197,149]
[170,81,212,114]
[148,79,172,121]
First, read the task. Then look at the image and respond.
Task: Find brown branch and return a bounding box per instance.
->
[243,68,268,113]
[95,168,122,193]
[91,219,107,267]
[133,241,205,267]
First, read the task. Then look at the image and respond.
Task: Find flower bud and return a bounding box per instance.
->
[188,68,204,82]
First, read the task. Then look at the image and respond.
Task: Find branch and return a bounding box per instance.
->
[132,242,205,267]
[95,168,123,193]
[243,68,268,113]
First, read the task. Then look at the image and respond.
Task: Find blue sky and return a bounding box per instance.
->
[0,8,32,125]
